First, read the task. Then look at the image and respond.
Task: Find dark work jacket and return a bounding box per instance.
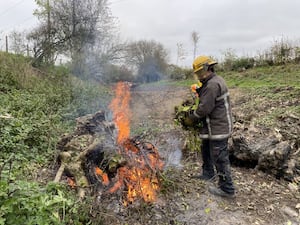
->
[193,73,233,140]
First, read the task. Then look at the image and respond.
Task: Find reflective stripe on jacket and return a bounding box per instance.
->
[193,73,233,140]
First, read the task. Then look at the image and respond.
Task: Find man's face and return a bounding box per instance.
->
[195,69,208,80]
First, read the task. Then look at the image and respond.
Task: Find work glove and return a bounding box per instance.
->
[188,110,199,123]
[183,117,193,127]
[182,110,199,127]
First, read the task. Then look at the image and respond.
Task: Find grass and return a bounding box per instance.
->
[143,63,300,89]
[0,51,112,225]
[223,64,300,88]
[144,64,300,134]
[140,80,197,87]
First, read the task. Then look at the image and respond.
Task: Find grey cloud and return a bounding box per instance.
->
[1,0,300,65]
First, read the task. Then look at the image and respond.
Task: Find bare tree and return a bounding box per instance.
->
[9,30,27,55]
[176,42,186,65]
[191,31,199,59]
[27,24,55,65]
[125,40,169,83]
[29,0,116,67]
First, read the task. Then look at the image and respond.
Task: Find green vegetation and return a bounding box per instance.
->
[223,64,300,88]
[222,64,300,128]
[0,52,111,224]
[0,181,90,225]
[1,46,299,224]
[237,86,300,127]
[144,79,195,87]
[145,62,299,135]
[152,63,300,89]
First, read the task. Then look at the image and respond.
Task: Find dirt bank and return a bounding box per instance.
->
[123,84,300,225]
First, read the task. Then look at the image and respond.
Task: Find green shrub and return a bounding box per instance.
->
[231,57,255,70]
[0,180,90,225]
[0,90,65,164]
[0,52,113,225]
[166,64,193,80]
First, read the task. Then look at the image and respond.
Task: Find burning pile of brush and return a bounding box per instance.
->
[55,82,164,206]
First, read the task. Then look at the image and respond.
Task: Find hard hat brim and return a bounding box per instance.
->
[193,66,203,73]
[209,62,218,66]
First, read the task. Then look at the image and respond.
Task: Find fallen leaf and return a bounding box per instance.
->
[204,208,211,214]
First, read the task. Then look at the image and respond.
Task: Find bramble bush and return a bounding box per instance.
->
[0,52,110,224]
[0,178,90,225]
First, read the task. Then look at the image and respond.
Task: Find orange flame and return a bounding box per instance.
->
[109,82,131,144]
[67,177,76,189]
[95,167,109,186]
[108,162,161,205]
[108,81,164,205]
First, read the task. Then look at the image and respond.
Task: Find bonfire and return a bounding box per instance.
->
[54,82,164,206]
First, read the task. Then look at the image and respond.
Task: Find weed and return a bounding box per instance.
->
[0,52,112,225]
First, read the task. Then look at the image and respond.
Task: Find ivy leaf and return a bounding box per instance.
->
[204,207,211,214]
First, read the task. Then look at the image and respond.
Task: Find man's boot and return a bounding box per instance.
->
[208,185,235,198]
[192,171,214,181]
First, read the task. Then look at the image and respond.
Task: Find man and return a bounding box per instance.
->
[189,55,235,198]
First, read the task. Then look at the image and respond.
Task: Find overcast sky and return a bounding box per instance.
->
[1,0,300,66]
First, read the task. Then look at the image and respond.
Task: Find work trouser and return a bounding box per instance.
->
[201,138,235,194]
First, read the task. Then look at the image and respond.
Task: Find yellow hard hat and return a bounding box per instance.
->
[192,56,217,73]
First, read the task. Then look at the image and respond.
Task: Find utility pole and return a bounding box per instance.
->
[47,0,51,41]
[46,0,51,63]
[191,31,199,59]
[72,0,76,35]
[5,35,8,53]
[26,44,29,57]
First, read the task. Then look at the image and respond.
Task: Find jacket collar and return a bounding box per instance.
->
[200,72,215,84]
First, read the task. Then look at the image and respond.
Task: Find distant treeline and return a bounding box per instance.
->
[219,37,300,72]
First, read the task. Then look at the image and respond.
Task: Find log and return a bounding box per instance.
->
[54,164,65,183]
[55,110,164,203]
[55,111,115,195]
[229,121,296,181]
